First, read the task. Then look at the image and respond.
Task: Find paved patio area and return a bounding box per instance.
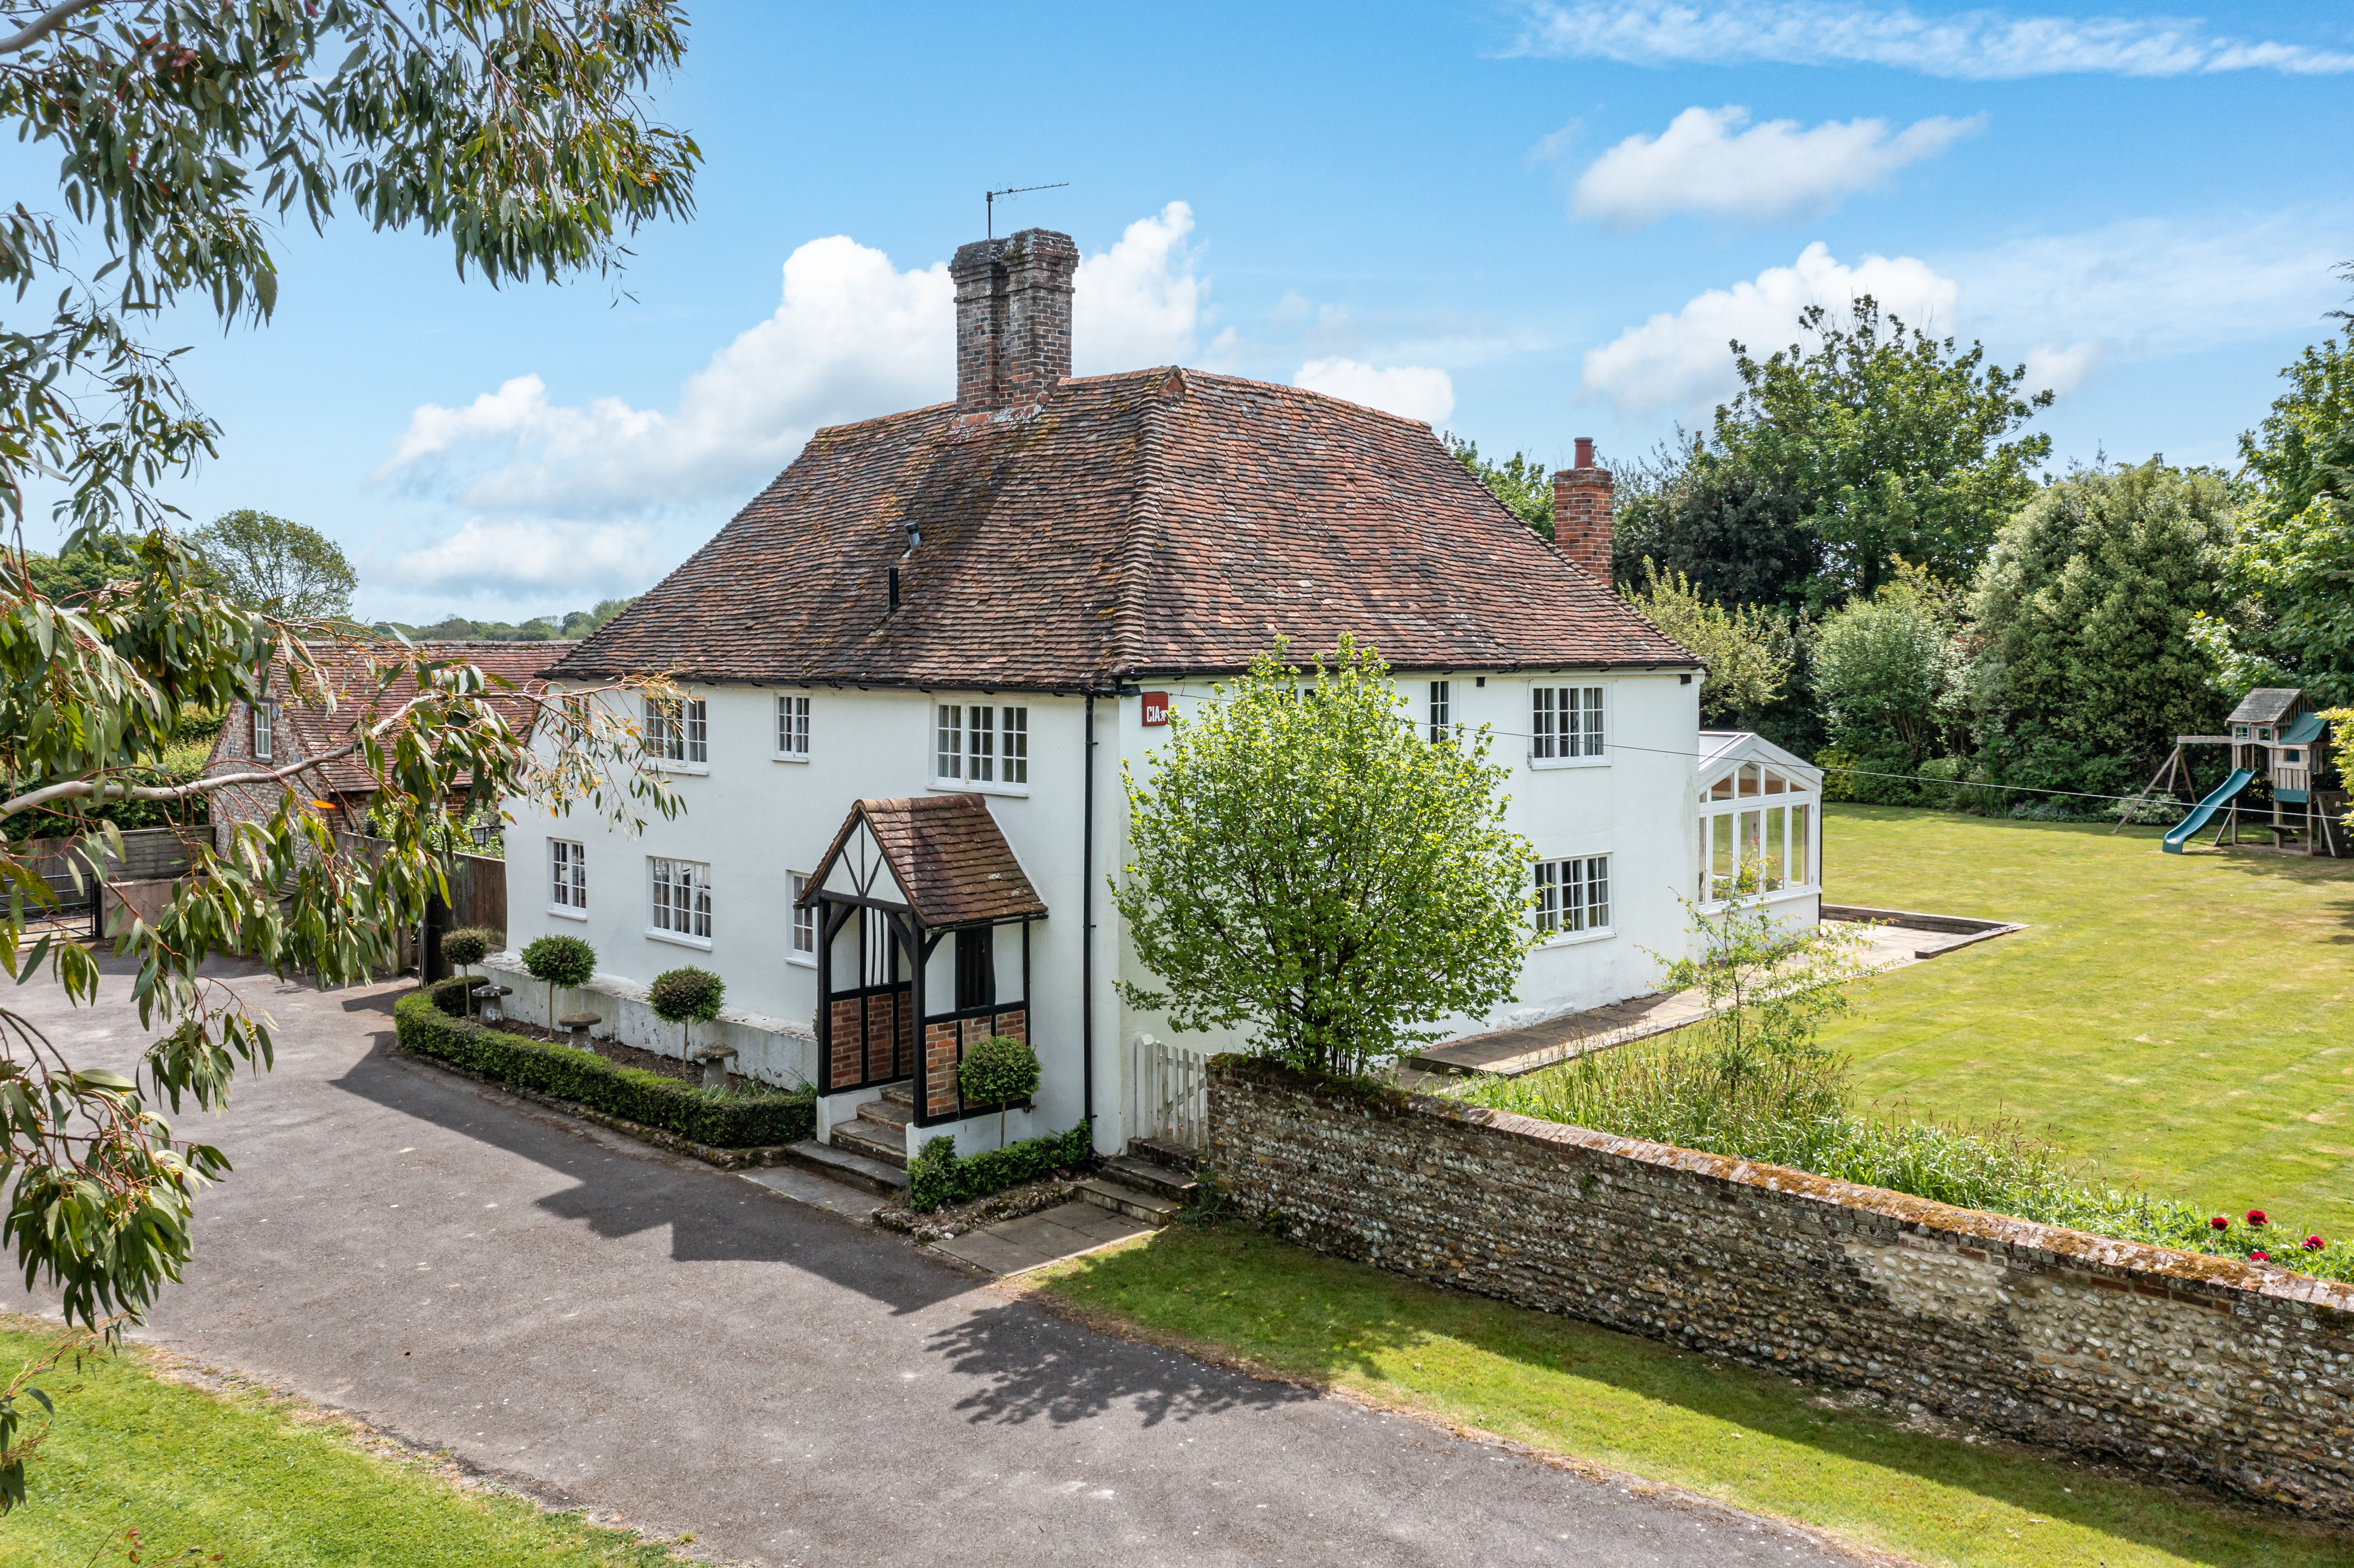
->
[931,1200,1158,1276]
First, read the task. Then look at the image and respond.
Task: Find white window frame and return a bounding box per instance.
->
[645,696,710,772]
[1534,854,1613,943]
[648,856,713,947]
[788,871,816,965]
[1529,682,1608,768]
[775,694,810,761]
[251,700,274,761]
[549,839,587,919]
[1428,680,1451,743]
[1697,765,1818,907]
[931,702,1031,795]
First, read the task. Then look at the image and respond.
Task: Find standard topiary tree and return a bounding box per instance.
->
[438,927,495,1017]
[520,935,597,1037]
[958,1034,1040,1148]
[647,966,726,1062]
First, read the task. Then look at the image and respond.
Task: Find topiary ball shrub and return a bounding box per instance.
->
[521,933,597,1034]
[438,927,498,1014]
[959,1034,1040,1146]
[648,966,726,1057]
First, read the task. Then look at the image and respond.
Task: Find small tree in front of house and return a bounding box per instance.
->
[1114,636,1537,1077]
[959,1034,1040,1148]
[648,967,726,1064]
[520,936,597,1037]
[439,927,495,1017]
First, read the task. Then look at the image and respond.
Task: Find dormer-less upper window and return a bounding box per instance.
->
[251,701,274,761]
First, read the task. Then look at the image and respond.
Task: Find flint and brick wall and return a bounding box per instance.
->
[1210,1060,2354,1516]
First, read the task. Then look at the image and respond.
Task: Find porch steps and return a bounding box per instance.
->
[779,1139,909,1197]
[1126,1136,1202,1173]
[1077,1176,1185,1226]
[825,1083,915,1170]
[1097,1154,1199,1205]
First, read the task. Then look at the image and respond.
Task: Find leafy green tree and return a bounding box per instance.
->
[1612,446,1818,613]
[648,965,725,1058]
[1114,637,1535,1076]
[2215,329,2354,705]
[1444,434,1552,537]
[190,510,358,619]
[1811,568,1968,781]
[0,1,698,1505]
[1620,561,1792,727]
[1715,297,2055,606]
[1969,460,2234,795]
[957,1033,1039,1148]
[520,933,597,1033]
[22,539,143,605]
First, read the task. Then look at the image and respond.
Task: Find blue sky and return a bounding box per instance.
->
[42,1,2354,624]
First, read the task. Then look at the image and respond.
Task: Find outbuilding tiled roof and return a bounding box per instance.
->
[801,794,1046,929]
[275,642,570,796]
[549,368,1694,690]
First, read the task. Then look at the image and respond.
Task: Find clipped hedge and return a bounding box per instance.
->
[394,992,813,1149]
[907,1120,1094,1213]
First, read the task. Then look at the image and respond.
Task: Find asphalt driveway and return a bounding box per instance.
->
[6,959,1855,1567]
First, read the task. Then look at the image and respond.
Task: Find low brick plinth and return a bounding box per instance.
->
[1208,1059,2354,1516]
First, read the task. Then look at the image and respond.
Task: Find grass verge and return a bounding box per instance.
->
[1030,1225,2349,1568]
[0,1316,676,1567]
[1815,807,2354,1235]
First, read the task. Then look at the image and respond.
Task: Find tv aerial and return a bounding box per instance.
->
[986,182,1068,242]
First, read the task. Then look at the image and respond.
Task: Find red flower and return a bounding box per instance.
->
[2306,1236,2326,1251]
[2252,1249,2271,1261]
[2247,1210,2268,1227]
[2210,1215,2229,1230]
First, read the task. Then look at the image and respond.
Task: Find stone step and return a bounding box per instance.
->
[1099,1154,1199,1204]
[858,1095,914,1129]
[1077,1176,1183,1226]
[879,1081,915,1108]
[780,1139,909,1196]
[829,1116,908,1170]
[1126,1136,1204,1172]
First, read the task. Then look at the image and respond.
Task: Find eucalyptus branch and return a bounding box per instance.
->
[0,0,106,57]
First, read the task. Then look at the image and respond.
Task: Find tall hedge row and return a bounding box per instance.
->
[394,992,813,1149]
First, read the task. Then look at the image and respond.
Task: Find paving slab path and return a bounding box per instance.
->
[8,958,1863,1567]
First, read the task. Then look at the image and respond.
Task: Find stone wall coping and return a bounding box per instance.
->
[1215,1057,2354,1315]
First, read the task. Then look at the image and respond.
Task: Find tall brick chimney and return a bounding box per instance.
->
[949,227,1079,412]
[1552,437,1613,583]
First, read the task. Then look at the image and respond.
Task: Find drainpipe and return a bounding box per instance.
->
[1080,690,1098,1148]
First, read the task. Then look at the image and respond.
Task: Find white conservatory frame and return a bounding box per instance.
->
[1697,731,1824,907]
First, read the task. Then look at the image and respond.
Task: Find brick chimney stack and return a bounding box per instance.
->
[949,227,1079,412]
[1552,437,1614,583]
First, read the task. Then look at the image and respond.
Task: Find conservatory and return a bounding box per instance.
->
[1697,731,1825,915]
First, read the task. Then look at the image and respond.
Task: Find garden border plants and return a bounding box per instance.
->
[395,990,813,1154]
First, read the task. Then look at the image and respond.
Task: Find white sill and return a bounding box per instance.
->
[1528,754,1609,771]
[645,927,714,950]
[928,778,1031,799]
[772,753,810,765]
[1699,884,1819,912]
[547,905,589,922]
[1535,926,1616,949]
[655,762,712,777]
[785,949,817,968]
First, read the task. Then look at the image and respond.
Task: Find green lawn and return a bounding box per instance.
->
[0,1318,675,1567]
[1034,1226,2346,1568]
[1816,806,2354,1235]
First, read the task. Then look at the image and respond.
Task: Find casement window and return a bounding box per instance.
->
[1535,855,1611,937]
[788,872,816,960]
[1428,680,1451,743]
[1698,760,1815,902]
[935,703,1029,787]
[1531,684,1606,762]
[649,857,712,941]
[776,695,810,759]
[250,700,274,761]
[550,840,586,912]
[645,697,708,766]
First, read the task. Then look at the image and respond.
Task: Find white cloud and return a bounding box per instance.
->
[1074,202,1206,373]
[1573,105,1982,226]
[1293,358,1458,426]
[1581,242,1957,413]
[378,204,1209,518]
[1515,2,2354,78]
[375,518,669,600]
[2021,339,2105,395]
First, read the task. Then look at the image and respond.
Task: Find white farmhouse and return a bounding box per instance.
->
[498,225,1824,1163]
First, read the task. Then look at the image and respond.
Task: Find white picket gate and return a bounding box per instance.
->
[1135,1035,1210,1148]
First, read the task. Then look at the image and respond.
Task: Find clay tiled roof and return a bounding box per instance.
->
[276,642,571,796]
[801,794,1046,929]
[549,368,1694,691]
